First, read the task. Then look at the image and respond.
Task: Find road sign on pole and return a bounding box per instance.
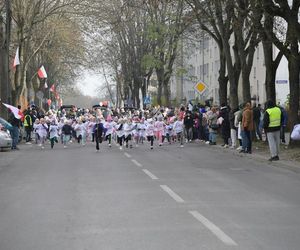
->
[194,81,208,95]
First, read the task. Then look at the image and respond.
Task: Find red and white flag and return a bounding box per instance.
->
[2,103,23,119]
[50,84,55,92]
[38,65,47,78]
[44,80,48,89]
[13,47,20,68]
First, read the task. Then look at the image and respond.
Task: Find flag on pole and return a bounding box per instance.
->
[13,47,20,68]
[2,103,23,119]
[44,80,48,89]
[38,65,47,78]
[50,84,55,92]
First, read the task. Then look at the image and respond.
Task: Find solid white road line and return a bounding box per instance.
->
[124,153,132,158]
[142,169,159,180]
[189,211,238,246]
[131,159,142,167]
[160,185,185,203]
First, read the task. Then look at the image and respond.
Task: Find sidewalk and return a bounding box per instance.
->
[211,139,300,173]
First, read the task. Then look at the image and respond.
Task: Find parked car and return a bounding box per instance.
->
[0,124,12,150]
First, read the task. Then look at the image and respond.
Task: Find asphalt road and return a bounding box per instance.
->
[1,141,300,250]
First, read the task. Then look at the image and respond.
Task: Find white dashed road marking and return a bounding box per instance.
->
[189,211,238,246]
[160,185,185,203]
[131,159,142,167]
[142,169,159,180]
[124,153,132,158]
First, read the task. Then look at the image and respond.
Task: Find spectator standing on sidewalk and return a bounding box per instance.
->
[24,110,33,144]
[279,106,288,144]
[184,111,194,142]
[219,104,231,148]
[241,102,254,153]
[8,109,22,150]
[253,103,262,140]
[263,100,283,161]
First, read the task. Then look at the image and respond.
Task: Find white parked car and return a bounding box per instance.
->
[0,126,12,149]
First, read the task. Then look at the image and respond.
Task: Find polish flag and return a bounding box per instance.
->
[50,84,55,92]
[13,47,20,68]
[38,65,47,78]
[59,99,63,107]
[2,103,23,119]
[44,80,48,89]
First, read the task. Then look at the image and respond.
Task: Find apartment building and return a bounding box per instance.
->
[170,35,290,106]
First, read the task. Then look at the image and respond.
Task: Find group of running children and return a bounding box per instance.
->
[31,111,186,151]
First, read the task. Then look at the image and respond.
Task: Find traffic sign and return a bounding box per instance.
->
[144,96,151,105]
[194,82,207,94]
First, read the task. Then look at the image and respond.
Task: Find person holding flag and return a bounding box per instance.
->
[2,102,22,150]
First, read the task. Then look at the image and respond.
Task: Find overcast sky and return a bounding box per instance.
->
[76,71,103,97]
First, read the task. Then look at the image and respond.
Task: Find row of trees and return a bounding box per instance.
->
[0,0,87,117]
[0,0,299,128]
[89,0,299,127]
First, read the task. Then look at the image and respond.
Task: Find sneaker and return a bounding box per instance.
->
[223,144,229,148]
[150,146,153,150]
[41,146,45,149]
[189,139,192,142]
[25,142,32,145]
[64,145,67,148]
[38,144,42,147]
[205,141,210,145]
[108,144,111,147]
[180,145,184,148]
[236,146,242,151]
[120,146,123,150]
[269,155,279,161]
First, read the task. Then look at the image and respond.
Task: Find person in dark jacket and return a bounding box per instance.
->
[184,111,194,142]
[93,118,105,152]
[8,110,22,150]
[61,120,73,148]
[253,103,262,140]
[219,104,231,147]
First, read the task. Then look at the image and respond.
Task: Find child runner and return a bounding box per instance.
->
[62,120,73,148]
[36,118,48,149]
[33,118,40,144]
[124,118,134,148]
[138,117,146,144]
[115,118,125,150]
[173,117,184,147]
[104,116,114,147]
[94,118,105,152]
[49,120,59,149]
[146,118,155,150]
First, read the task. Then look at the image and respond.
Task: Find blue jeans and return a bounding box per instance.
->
[10,126,19,149]
[242,130,252,152]
[209,131,217,143]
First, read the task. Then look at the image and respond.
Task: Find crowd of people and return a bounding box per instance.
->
[7,100,288,161]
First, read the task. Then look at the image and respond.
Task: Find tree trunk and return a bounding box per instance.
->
[263,40,276,103]
[156,67,164,105]
[218,48,228,105]
[241,66,251,103]
[223,40,239,110]
[288,56,300,132]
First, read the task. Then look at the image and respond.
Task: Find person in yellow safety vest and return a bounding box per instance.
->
[263,100,283,161]
[24,110,33,144]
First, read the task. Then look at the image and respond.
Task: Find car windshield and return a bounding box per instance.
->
[0,117,13,130]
